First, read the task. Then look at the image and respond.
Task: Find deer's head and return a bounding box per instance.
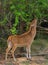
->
[30,19,37,28]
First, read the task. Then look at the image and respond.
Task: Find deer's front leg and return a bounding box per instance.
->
[28,46,32,60]
[27,46,32,61]
[26,47,29,59]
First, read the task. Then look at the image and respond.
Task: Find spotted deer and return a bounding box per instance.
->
[5,19,37,61]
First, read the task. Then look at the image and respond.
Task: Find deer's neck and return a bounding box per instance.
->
[30,25,36,36]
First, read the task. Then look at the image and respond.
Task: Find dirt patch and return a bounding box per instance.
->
[0,56,48,65]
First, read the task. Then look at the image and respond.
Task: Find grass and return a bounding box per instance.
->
[31,32,48,55]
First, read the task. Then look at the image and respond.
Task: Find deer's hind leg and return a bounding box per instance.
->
[5,42,12,61]
[11,45,17,61]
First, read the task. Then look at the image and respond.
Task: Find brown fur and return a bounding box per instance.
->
[5,19,37,61]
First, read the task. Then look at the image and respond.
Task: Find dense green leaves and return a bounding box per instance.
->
[0,0,48,34]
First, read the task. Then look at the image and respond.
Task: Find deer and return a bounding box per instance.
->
[5,19,37,61]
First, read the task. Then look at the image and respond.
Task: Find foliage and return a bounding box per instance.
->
[0,0,48,34]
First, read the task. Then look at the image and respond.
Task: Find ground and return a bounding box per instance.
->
[0,56,48,65]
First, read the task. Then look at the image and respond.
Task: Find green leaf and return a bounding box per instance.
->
[10,5,15,10]
[10,27,17,34]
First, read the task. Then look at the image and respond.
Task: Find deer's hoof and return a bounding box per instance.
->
[27,58,32,61]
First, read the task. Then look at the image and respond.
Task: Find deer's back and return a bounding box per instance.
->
[7,33,32,47]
